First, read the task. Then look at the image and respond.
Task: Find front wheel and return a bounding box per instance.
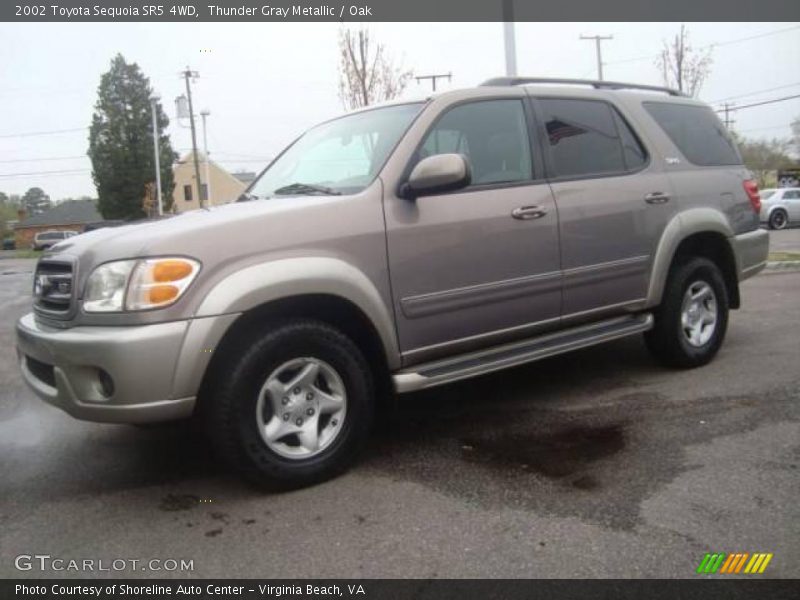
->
[208,320,374,489]
[645,257,729,368]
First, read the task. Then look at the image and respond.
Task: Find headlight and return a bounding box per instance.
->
[83,257,200,313]
[83,260,136,312]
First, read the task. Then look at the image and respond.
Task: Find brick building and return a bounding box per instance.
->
[14,199,104,249]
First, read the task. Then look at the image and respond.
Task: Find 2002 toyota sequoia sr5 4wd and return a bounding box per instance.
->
[17,77,769,488]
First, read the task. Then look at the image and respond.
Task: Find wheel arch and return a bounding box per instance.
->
[194,256,400,370]
[647,209,740,310]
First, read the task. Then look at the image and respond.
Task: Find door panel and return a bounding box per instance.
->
[535,96,675,317]
[550,172,673,316]
[784,190,800,220]
[386,183,560,362]
[384,98,561,364]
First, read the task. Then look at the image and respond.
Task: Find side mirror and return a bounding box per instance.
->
[401,153,471,199]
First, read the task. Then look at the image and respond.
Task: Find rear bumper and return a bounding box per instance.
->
[16,312,195,423]
[732,228,769,281]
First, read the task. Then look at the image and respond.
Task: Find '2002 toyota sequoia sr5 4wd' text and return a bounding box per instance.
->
[17,77,769,488]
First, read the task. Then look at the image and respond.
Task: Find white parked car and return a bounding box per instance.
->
[32,230,77,251]
[759,187,800,230]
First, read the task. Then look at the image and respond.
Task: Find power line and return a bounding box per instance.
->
[0,127,88,139]
[709,82,800,104]
[0,155,88,164]
[737,124,793,133]
[0,169,90,178]
[727,94,800,111]
[605,24,800,66]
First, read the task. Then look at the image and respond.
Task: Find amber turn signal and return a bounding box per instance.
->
[153,260,194,282]
[147,284,180,304]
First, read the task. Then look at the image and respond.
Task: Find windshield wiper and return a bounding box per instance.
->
[236,192,261,202]
[273,182,341,196]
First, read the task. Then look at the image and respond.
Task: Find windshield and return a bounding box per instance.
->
[248,103,423,198]
[760,190,776,200]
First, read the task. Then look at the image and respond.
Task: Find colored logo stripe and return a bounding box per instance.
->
[699,552,773,574]
[697,553,726,574]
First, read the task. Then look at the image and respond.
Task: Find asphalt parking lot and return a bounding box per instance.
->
[0,250,798,579]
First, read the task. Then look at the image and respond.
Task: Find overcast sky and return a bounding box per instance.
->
[1,22,798,200]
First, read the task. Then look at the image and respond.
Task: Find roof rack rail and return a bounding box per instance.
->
[480,77,686,97]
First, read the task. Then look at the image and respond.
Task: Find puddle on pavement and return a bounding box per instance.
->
[459,423,625,482]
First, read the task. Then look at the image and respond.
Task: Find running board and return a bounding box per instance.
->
[393,313,653,393]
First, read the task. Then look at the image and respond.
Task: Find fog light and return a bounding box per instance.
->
[98,369,115,398]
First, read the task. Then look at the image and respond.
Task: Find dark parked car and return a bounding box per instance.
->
[2,238,14,250]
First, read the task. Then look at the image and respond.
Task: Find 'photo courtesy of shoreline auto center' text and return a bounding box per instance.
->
[1,1,799,598]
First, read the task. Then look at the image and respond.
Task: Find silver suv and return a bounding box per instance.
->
[16,77,769,488]
[33,230,77,251]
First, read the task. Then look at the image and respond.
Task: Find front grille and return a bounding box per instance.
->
[33,260,75,317]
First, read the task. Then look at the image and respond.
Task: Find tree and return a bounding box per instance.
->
[656,25,713,97]
[337,28,413,110]
[734,134,793,188]
[21,187,52,215]
[791,116,800,158]
[89,54,176,220]
[0,192,18,240]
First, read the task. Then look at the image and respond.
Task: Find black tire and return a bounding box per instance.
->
[768,209,788,230]
[206,319,374,490]
[645,257,729,369]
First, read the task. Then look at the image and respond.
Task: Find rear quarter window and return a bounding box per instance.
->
[643,101,742,166]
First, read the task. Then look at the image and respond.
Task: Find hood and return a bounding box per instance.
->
[45,195,346,269]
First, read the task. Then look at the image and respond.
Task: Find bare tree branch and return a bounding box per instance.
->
[337,27,413,110]
[655,24,713,97]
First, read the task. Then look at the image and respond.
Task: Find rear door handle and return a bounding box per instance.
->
[644,192,670,205]
[511,205,548,220]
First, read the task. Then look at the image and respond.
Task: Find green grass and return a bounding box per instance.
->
[768,251,800,262]
[13,249,41,259]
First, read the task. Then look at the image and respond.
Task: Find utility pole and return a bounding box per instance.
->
[721,103,736,130]
[580,34,613,80]
[502,0,517,77]
[149,94,163,216]
[200,109,212,206]
[415,73,452,92]
[181,67,205,208]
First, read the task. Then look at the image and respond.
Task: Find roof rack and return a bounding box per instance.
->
[480,77,686,97]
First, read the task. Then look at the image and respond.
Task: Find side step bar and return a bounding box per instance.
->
[393,313,653,393]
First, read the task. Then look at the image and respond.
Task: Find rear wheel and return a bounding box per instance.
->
[768,209,788,230]
[207,320,374,489]
[645,257,729,368]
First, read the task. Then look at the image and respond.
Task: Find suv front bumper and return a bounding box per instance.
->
[16,312,196,423]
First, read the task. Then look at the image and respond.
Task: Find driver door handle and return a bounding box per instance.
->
[512,205,548,220]
[644,192,671,204]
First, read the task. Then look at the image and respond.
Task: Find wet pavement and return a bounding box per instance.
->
[0,258,798,578]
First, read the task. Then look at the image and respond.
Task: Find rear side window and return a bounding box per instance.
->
[643,102,742,166]
[539,98,647,178]
[418,99,533,186]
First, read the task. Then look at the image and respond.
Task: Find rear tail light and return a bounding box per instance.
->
[743,179,761,214]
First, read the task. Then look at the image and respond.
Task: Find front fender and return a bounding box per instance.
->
[194,257,400,369]
[645,208,735,307]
